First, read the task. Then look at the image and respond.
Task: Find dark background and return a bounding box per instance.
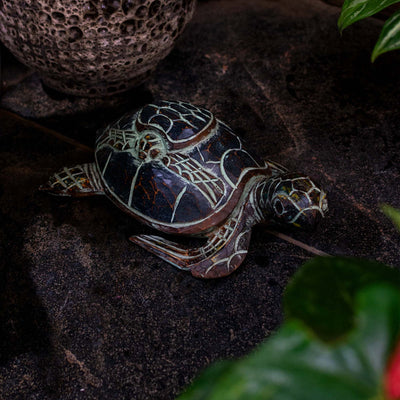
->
[1,0,400,398]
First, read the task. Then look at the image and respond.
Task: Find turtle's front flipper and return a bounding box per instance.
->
[40,163,104,197]
[130,205,253,278]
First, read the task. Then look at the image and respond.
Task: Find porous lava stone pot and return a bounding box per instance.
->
[0,0,196,97]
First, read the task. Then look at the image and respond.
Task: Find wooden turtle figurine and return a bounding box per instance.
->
[41,100,328,278]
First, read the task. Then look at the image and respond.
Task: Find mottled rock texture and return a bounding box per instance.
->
[0,0,196,96]
[1,0,400,399]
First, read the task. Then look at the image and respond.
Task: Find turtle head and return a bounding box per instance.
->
[264,173,328,229]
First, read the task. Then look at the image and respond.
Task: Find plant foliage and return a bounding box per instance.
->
[177,206,400,400]
[338,0,400,61]
[382,204,400,231]
[284,256,400,341]
[178,283,400,400]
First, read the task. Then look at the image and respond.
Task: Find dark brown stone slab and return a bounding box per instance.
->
[1,0,400,398]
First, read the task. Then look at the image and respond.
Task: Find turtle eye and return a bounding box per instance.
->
[273,198,284,215]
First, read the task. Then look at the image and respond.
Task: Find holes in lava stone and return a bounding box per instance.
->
[98,27,108,35]
[20,43,30,53]
[67,15,80,25]
[177,16,184,33]
[0,0,195,96]
[28,22,37,33]
[38,11,51,24]
[122,0,134,15]
[52,11,65,23]
[58,40,69,49]
[182,0,192,10]
[120,19,135,35]
[68,26,83,42]
[149,0,161,17]
[42,37,52,47]
[83,1,98,20]
[24,54,34,63]
[101,0,120,18]
[135,5,147,19]
[146,20,155,29]
[57,29,67,38]
[123,38,134,45]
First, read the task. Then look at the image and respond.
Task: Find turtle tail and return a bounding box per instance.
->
[40,163,105,197]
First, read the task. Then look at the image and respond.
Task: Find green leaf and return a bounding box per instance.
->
[284,256,400,341]
[372,9,400,61]
[178,285,400,400]
[382,204,400,231]
[338,0,400,32]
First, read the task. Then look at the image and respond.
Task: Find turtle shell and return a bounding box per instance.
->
[95,100,270,234]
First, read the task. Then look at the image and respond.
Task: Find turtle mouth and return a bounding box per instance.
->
[290,206,324,230]
[320,193,329,214]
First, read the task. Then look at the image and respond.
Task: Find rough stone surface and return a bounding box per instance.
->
[1,0,400,398]
[0,72,154,118]
[0,0,196,96]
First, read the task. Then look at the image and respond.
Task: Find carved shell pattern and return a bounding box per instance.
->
[95,100,271,233]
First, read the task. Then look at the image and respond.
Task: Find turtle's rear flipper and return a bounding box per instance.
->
[40,163,104,197]
[130,235,194,272]
[130,208,253,279]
